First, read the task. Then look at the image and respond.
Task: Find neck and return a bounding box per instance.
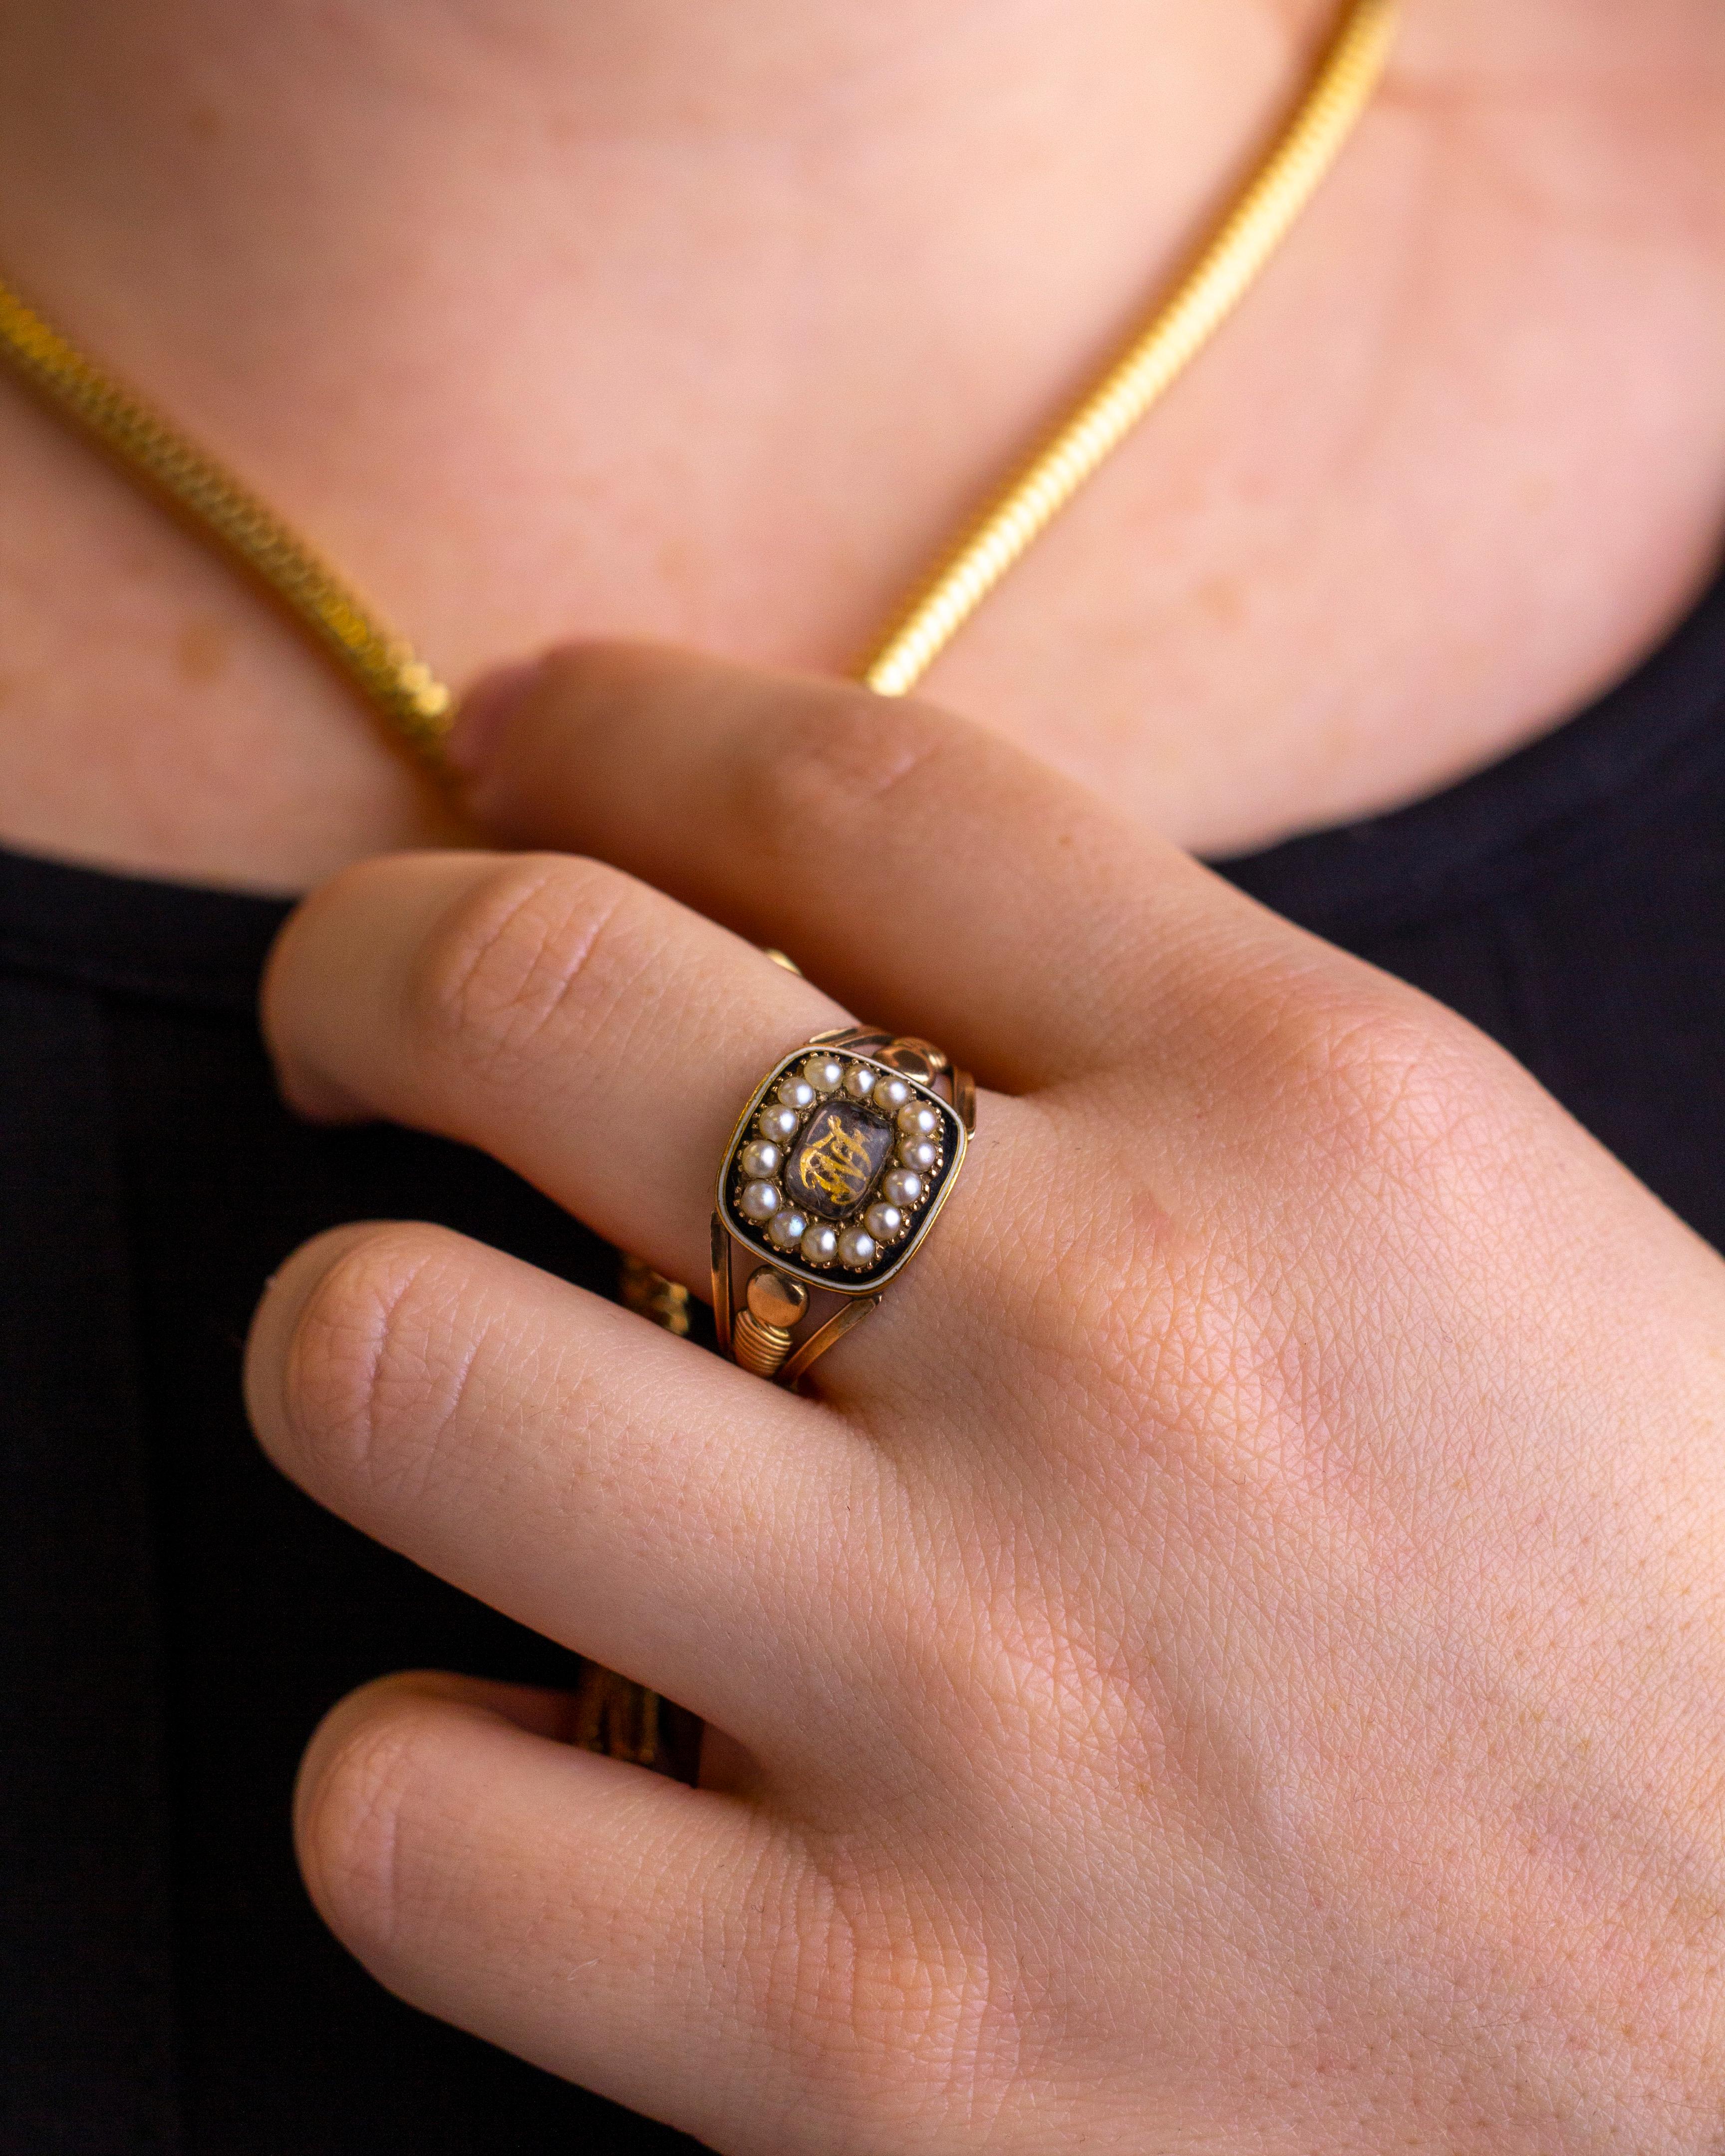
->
[0,4,1351,426]
[1,0,1717,891]
[0,0,1350,876]
[0,2,1342,213]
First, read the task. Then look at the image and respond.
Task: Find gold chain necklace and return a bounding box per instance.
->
[0,0,1396,745]
[0,0,1396,1774]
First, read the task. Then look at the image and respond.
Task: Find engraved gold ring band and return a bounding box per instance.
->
[713,1029,976,1384]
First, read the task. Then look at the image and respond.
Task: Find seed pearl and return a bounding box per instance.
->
[767,1208,809,1250]
[898,1135,939,1173]
[800,1223,840,1267]
[757,1104,799,1143]
[802,1056,844,1093]
[740,1180,783,1222]
[842,1064,876,1100]
[873,1076,911,1114]
[864,1202,904,1242]
[882,1167,923,1208]
[740,1139,782,1180]
[897,1102,940,1140]
[838,1227,877,1270]
[777,1075,817,1111]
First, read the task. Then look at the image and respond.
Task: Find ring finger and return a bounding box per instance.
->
[262,843,1036,1396]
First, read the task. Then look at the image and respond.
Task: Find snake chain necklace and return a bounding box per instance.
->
[0,0,1397,746]
[0,0,1399,1768]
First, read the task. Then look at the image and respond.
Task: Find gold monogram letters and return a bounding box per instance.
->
[786,1104,893,1218]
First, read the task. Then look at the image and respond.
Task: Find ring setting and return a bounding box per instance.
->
[712,1028,974,1382]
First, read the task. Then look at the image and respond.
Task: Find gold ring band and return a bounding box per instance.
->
[568,1029,974,1787]
[713,1028,975,1385]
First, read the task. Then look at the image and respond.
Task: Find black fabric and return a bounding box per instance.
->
[0,866,699,2153]
[1,565,1723,2151]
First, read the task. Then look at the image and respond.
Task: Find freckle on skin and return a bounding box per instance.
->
[176,618,232,686]
[1194,574,1245,629]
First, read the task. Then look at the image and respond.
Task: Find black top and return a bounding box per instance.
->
[3,569,1725,2154]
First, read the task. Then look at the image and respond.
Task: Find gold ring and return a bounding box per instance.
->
[712,1028,975,1384]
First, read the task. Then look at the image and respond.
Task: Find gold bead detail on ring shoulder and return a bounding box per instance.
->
[732,1267,810,1379]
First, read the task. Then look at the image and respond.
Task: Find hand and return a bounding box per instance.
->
[246,646,1725,2152]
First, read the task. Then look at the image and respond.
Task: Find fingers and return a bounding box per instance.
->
[450,644,1232,1089]
[293,1672,815,2148]
[263,846,848,1301]
[247,1222,865,1734]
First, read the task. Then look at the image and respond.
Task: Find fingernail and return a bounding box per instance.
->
[447,658,543,775]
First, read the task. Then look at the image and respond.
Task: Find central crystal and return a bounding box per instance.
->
[784,1102,892,1219]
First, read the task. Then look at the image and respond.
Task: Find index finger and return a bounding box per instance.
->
[451,646,1254,1090]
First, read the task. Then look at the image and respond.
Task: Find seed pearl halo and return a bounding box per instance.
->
[727,1048,960,1288]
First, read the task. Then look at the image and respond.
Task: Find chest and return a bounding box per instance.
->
[0,16,1722,884]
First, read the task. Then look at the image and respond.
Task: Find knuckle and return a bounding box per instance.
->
[403,853,644,1082]
[779,1840,1007,2099]
[279,1225,474,1510]
[737,694,959,861]
[1249,969,1499,1198]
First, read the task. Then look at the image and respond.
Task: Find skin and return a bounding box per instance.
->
[246,646,1725,2149]
[0,0,1721,883]
[5,0,1725,2141]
